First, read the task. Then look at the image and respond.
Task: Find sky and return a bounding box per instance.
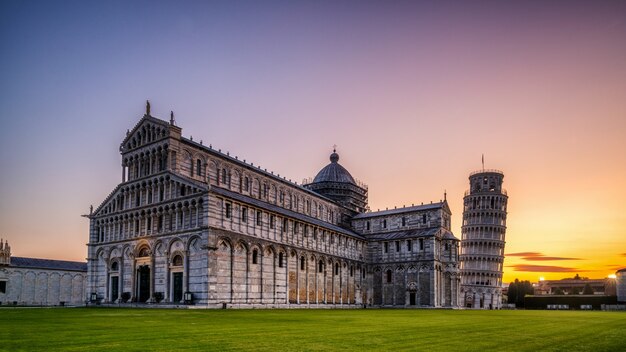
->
[1,0,625,284]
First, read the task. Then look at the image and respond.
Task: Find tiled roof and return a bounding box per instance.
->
[210,187,363,239]
[183,137,338,204]
[10,257,87,272]
[352,202,444,219]
[365,227,458,241]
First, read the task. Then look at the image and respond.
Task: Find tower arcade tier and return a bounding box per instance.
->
[460,169,508,309]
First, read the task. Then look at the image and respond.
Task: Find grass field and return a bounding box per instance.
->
[1,308,625,351]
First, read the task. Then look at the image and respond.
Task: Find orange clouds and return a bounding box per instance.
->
[508,265,581,273]
[506,252,583,261]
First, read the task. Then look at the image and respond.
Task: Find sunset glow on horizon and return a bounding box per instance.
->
[1,0,625,284]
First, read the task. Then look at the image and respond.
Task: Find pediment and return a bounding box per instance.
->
[441,200,452,214]
[120,115,172,153]
[91,172,208,218]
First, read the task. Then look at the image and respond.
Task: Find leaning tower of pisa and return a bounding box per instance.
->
[460,169,508,309]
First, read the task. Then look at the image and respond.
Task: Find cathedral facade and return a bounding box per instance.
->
[86,105,461,308]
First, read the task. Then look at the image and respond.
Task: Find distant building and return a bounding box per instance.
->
[535,276,615,296]
[0,240,87,306]
[617,269,626,303]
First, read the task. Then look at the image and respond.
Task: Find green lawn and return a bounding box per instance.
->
[1,308,625,351]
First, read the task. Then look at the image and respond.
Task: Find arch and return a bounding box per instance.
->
[217,237,233,252]
[168,237,185,254]
[187,235,202,252]
[171,253,184,267]
[135,242,152,258]
[264,245,276,256]
[207,160,218,184]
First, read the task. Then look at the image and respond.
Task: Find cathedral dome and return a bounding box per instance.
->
[312,150,356,185]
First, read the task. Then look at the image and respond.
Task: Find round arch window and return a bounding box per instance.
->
[111,261,119,271]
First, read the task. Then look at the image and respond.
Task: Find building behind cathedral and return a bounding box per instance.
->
[0,239,87,306]
[85,105,463,308]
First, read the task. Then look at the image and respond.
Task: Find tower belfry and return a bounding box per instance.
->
[459,168,508,309]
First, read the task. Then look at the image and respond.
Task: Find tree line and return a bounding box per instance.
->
[507,279,534,307]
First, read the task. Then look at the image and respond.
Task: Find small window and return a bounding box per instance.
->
[384,242,389,253]
[278,252,284,268]
[221,169,227,184]
[138,247,150,257]
[196,159,202,176]
[386,270,392,283]
[111,261,119,271]
[366,221,370,230]
[407,240,412,252]
[293,221,297,234]
[419,238,424,250]
[172,255,183,266]
[445,243,450,251]
[422,214,427,224]
[402,217,406,226]
[318,260,324,273]
[300,256,305,271]
[350,266,354,277]
[270,215,275,229]
[383,219,387,228]
[335,263,339,275]
[282,218,288,233]
[241,207,248,223]
[244,177,249,191]
[252,250,258,264]
[256,211,262,226]
[362,268,366,279]
[0,281,6,294]
[225,203,232,218]
[395,241,400,252]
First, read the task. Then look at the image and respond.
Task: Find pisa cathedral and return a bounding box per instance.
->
[86,103,507,308]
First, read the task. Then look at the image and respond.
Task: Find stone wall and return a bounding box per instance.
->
[0,267,85,306]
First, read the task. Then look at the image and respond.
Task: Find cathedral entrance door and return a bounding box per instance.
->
[137,266,150,302]
[409,292,416,306]
[110,276,119,302]
[173,272,183,302]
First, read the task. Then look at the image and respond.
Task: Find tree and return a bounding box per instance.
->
[583,283,594,295]
[571,286,580,295]
[507,280,518,304]
[507,279,534,307]
[553,287,564,295]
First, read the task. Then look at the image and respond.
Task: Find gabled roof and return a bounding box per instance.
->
[11,257,87,272]
[211,186,363,239]
[365,227,458,241]
[352,201,448,219]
